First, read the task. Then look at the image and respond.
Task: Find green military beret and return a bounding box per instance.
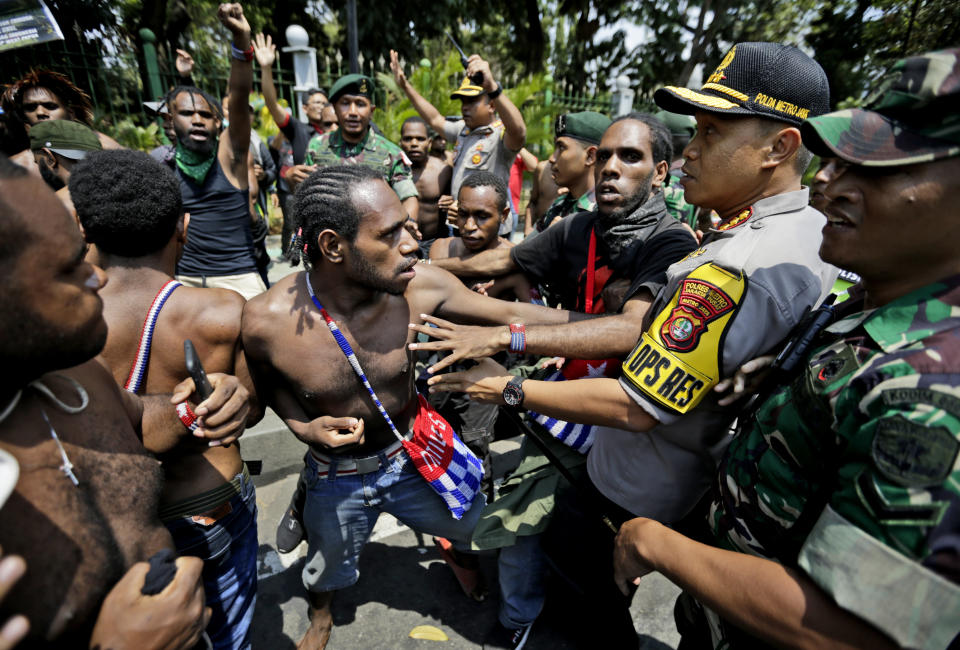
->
[329,74,374,103]
[655,110,696,137]
[554,111,611,145]
[29,119,102,160]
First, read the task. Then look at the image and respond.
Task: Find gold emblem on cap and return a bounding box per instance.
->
[706,46,737,85]
[359,78,369,94]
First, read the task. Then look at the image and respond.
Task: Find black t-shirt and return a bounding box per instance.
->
[510,209,697,313]
[279,114,319,166]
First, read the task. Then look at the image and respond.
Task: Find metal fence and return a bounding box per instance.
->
[3,33,616,136]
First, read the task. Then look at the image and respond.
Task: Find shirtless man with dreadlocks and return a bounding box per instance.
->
[241,164,593,649]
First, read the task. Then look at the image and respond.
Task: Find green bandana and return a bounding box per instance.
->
[175,140,218,184]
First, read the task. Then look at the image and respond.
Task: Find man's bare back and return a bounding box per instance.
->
[98,276,248,505]
[413,156,451,241]
[0,362,169,644]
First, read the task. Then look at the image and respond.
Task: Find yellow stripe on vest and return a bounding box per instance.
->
[622,263,746,414]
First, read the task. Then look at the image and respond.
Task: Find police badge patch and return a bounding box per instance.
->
[660,277,737,352]
[622,263,746,414]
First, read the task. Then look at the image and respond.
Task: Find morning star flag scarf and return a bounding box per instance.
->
[306,274,483,519]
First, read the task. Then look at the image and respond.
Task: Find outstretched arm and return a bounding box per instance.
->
[466,54,525,151]
[612,519,898,649]
[410,291,652,373]
[426,359,656,431]
[390,49,446,135]
[218,3,253,188]
[428,245,517,278]
[253,32,288,129]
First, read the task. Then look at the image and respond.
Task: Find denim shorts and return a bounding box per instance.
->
[301,446,486,592]
[163,472,258,650]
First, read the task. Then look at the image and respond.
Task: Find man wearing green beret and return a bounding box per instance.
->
[532,110,610,234]
[390,49,526,235]
[304,73,420,223]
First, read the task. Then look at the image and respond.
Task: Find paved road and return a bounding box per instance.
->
[239,241,682,648]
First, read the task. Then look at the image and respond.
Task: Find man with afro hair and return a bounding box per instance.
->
[71,147,262,650]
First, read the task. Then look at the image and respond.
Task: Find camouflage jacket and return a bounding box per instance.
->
[662,171,697,229]
[304,129,419,201]
[708,278,960,649]
[534,189,596,233]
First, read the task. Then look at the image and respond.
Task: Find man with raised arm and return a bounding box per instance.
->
[390,48,525,234]
[168,4,260,299]
[241,165,596,649]
[71,149,260,650]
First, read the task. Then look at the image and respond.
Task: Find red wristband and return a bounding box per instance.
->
[176,403,200,432]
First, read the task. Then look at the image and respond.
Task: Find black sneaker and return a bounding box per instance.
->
[484,622,533,649]
[275,506,305,553]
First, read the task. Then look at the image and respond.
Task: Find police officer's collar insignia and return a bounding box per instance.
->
[660,277,737,352]
[718,206,753,231]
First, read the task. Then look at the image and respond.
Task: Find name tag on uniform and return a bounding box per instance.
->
[622,263,746,414]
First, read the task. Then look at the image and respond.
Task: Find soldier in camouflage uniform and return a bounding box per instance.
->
[304,74,419,222]
[612,48,960,648]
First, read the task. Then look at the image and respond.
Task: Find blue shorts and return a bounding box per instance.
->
[164,473,258,650]
[301,446,486,592]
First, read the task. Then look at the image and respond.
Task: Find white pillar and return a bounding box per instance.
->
[282,24,318,122]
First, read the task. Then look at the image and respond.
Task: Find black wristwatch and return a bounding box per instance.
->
[502,376,525,407]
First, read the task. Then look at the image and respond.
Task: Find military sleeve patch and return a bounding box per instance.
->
[871,416,960,488]
[621,262,746,414]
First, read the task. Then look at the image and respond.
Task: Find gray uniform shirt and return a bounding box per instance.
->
[443,118,520,234]
[588,189,839,521]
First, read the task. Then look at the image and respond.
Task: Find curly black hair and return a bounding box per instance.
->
[459,170,508,212]
[70,149,182,258]
[289,165,383,269]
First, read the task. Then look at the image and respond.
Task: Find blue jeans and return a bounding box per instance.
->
[164,474,258,650]
[301,448,486,592]
[498,534,547,629]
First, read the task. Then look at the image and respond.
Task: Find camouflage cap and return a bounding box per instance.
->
[654,42,830,127]
[802,48,960,166]
[29,119,101,160]
[554,111,611,145]
[329,74,374,103]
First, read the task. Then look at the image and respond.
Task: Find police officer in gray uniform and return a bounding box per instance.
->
[390,49,525,235]
[426,42,840,646]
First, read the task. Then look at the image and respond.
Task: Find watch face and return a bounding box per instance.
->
[503,381,523,407]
